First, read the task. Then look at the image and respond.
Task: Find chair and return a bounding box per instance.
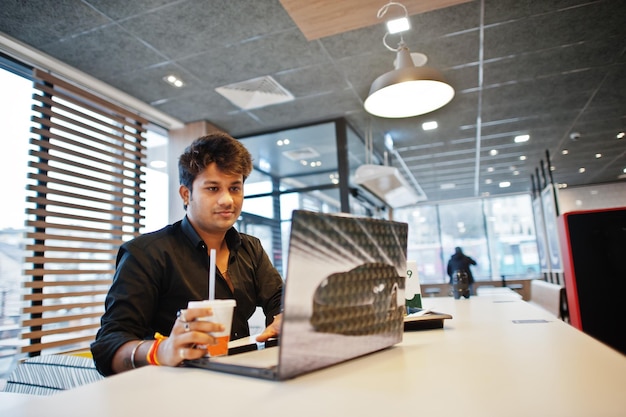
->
[2,353,103,395]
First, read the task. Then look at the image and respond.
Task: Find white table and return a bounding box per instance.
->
[6,297,626,417]
[476,285,523,299]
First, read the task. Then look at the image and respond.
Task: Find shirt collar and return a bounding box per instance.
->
[181,215,242,252]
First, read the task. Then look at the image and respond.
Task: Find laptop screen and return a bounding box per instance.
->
[277,210,408,379]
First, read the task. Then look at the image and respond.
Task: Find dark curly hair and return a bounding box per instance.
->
[178,132,253,189]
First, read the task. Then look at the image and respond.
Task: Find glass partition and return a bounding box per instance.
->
[239,120,349,271]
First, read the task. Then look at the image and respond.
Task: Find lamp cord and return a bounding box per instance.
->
[376,2,408,20]
[382,32,405,52]
[377,2,409,52]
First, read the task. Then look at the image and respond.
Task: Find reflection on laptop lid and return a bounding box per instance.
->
[186,210,408,380]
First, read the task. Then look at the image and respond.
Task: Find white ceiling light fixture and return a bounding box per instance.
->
[514,134,530,143]
[386,17,410,34]
[163,74,185,88]
[422,121,438,130]
[363,1,454,119]
[354,164,425,207]
[354,130,427,207]
[379,2,411,34]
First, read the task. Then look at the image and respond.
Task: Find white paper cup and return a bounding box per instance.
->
[187,299,236,356]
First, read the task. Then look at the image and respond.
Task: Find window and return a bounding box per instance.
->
[394,195,539,283]
[485,195,539,278]
[0,61,170,375]
[19,69,149,356]
[0,63,34,375]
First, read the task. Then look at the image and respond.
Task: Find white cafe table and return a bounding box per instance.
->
[5,296,626,417]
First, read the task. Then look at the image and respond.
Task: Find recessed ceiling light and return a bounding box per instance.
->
[490,149,498,156]
[550,166,555,171]
[422,121,438,130]
[485,179,492,184]
[440,183,456,190]
[514,134,530,143]
[595,153,602,158]
[276,139,290,146]
[617,132,625,139]
[519,155,527,161]
[487,167,494,172]
[558,183,568,189]
[562,149,569,155]
[513,171,519,175]
[579,167,586,173]
[499,181,511,188]
[163,74,185,88]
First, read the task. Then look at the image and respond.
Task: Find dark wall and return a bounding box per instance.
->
[560,208,626,355]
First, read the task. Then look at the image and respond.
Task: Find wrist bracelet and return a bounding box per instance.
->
[130,340,147,369]
[146,332,167,366]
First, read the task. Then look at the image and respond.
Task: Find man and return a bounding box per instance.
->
[446,247,477,298]
[91,132,283,376]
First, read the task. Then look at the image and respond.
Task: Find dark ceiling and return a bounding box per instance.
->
[1,0,625,204]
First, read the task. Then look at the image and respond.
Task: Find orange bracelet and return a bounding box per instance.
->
[146,332,166,366]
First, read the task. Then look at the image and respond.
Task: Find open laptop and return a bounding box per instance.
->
[185,210,409,380]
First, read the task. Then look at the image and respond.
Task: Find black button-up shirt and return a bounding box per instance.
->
[91,216,283,376]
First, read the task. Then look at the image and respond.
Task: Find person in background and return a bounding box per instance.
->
[447,247,477,298]
[91,132,283,376]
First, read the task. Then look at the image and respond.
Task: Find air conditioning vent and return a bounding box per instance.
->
[215,76,294,110]
[282,147,320,161]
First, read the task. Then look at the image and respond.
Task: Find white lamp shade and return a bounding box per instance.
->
[364,47,454,118]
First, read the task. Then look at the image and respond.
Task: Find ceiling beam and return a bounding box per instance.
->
[279,0,473,40]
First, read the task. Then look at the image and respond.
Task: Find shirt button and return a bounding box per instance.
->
[234,332,238,338]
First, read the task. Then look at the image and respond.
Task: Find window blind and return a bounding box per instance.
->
[22,69,148,355]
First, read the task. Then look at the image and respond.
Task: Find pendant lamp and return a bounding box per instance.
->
[364,42,455,118]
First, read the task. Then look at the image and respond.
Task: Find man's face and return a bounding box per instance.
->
[181,162,244,235]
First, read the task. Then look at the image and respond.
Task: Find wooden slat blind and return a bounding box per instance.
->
[21,69,149,355]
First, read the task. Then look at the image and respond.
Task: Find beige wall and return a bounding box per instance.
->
[167,121,226,223]
[558,182,626,213]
